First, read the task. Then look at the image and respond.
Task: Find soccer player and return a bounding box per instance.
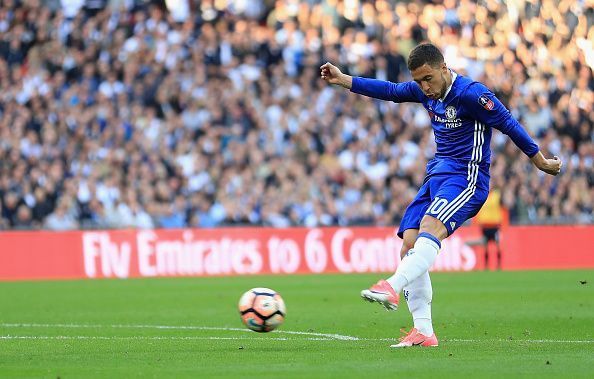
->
[320,43,562,348]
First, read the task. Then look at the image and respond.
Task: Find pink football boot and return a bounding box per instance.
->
[390,328,439,348]
[360,279,400,311]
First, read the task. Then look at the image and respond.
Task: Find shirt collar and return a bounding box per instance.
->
[438,70,457,102]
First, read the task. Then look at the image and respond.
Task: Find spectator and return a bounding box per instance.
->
[0,202,10,230]
[31,187,54,223]
[13,204,34,230]
[44,198,79,231]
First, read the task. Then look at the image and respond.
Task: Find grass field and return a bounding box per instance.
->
[0,270,593,378]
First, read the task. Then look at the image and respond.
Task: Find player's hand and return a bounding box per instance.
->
[320,62,352,89]
[531,152,562,176]
[541,155,562,176]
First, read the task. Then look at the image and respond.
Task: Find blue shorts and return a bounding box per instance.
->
[397,172,489,238]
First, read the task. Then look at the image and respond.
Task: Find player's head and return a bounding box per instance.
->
[407,43,450,100]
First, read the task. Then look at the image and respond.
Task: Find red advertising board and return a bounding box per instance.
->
[0,226,592,281]
[500,225,594,270]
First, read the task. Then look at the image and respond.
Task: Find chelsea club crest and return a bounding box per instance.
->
[445,106,457,120]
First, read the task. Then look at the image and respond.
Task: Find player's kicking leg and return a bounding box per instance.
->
[360,229,416,310]
[360,182,432,311]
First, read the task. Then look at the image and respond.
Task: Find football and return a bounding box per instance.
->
[238,287,286,332]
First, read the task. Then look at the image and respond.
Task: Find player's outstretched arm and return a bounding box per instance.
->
[320,62,422,103]
[320,62,353,89]
[530,151,562,176]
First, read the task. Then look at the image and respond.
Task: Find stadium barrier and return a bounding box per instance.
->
[0,226,592,281]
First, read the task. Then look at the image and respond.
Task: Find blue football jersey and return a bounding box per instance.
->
[351,73,539,177]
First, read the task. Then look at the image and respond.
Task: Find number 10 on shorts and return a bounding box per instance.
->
[427,197,449,215]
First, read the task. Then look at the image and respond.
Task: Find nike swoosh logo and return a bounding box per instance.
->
[412,339,427,346]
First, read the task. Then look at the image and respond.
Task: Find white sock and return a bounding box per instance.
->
[387,233,440,293]
[403,271,434,336]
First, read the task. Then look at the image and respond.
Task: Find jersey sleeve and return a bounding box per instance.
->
[462,82,539,157]
[350,77,424,103]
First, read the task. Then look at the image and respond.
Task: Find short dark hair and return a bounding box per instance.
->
[407,43,445,71]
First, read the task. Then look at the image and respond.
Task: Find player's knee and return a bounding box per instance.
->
[419,216,447,241]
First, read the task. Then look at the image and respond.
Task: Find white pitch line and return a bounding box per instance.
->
[2,335,594,344]
[0,335,336,341]
[1,324,592,344]
[0,323,359,341]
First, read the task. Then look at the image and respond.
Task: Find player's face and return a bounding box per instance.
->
[411,63,450,100]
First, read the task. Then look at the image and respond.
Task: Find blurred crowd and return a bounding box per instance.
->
[0,0,592,231]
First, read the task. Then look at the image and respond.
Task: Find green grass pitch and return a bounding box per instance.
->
[1,270,593,378]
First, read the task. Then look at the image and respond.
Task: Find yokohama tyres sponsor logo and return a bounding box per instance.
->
[81,228,477,278]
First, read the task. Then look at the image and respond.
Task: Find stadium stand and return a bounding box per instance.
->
[0,0,592,230]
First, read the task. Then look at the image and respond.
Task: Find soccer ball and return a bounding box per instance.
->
[238,287,286,332]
